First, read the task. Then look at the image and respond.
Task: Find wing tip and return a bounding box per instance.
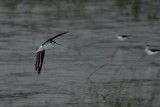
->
[60,31,68,36]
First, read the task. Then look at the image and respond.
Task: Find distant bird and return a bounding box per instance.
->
[130,45,160,71]
[35,32,68,75]
[113,32,132,41]
[116,34,131,41]
[117,35,131,41]
[145,45,160,55]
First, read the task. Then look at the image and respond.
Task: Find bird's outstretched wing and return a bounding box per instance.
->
[35,50,45,75]
[42,32,68,45]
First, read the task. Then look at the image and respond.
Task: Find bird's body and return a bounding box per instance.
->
[36,43,53,53]
[145,45,160,55]
[116,34,131,41]
[43,43,53,50]
[113,32,131,41]
[35,32,67,74]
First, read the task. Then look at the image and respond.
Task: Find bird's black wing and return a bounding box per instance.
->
[42,32,68,45]
[121,35,131,38]
[35,50,45,75]
[150,49,160,52]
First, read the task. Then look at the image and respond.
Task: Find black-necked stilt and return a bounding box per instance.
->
[35,32,68,75]
[116,34,131,41]
[130,45,160,71]
[113,32,132,41]
[110,32,132,63]
[145,45,160,55]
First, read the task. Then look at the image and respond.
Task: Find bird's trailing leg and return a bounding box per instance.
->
[35,50,45,75]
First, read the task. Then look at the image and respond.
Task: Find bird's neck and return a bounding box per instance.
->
[145,47,149,51]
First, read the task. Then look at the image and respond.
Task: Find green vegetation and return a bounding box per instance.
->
[87,77,156,107]
[116,0,160,20]
[74,0,86,16]
[148,95,155,107]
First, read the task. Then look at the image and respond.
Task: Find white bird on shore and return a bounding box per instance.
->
[116,34,131,41]
[145,45,160,55]
[113,32,132,41]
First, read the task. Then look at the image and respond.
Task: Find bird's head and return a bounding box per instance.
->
[145,45,150,50]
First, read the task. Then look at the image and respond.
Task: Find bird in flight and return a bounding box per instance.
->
[35,32,68,75]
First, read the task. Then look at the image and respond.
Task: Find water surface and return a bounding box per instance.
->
[0,0,160,107]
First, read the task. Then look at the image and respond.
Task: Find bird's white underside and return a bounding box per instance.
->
[36,43,53,53]
[145,47,159,55]
[117,36,127,41]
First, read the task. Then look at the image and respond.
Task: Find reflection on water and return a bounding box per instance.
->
[0,0,160,107]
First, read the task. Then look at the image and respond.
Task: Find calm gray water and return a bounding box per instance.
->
[0,0,160,107]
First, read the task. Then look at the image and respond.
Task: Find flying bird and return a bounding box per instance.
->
[35,32,68,75]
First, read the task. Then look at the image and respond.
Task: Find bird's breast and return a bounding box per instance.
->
[43,43,53,50]
[117,36,126,41]
[36,46,44,53]
[145,49,158,55]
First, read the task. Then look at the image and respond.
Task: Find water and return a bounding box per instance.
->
[0,0,160,107]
